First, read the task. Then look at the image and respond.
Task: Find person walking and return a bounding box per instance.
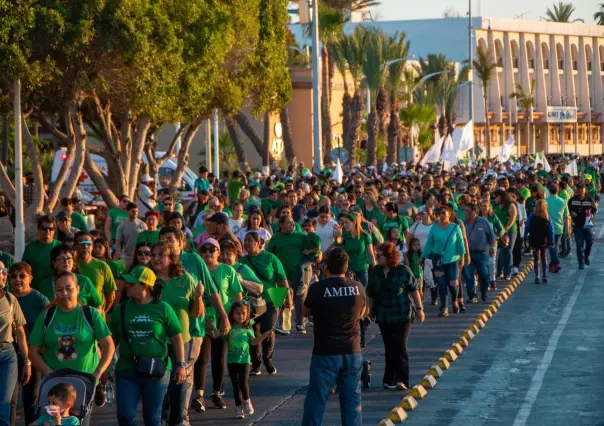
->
[493,189,518,280]
[545,183,568,273]
[367,242,425,391]
[568,184,597,270]
[115,203,147,270]
[302,248,366,426]
[525,199,555,283]
[462,204,496,302]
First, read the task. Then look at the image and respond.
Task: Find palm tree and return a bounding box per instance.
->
[510,80,536,153]
[473,47,497,159]
[542,2,584,23]
[385,32,410,164]
[399,104,437,152]
[595,3,604,25]
[362,28,389,166]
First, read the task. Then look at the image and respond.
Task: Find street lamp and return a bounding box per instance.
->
[310,0,322,171]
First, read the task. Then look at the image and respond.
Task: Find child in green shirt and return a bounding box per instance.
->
[301,218,322,262]
[227,302,272,419]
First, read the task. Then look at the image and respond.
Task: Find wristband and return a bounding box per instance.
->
[416,306,423,311]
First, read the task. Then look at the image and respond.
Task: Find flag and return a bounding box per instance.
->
[497,135,515,163]
[534,152,551,172]
[454,120,474,155]
[564,159,578,176]
[440,135,457,171]
[420,135,445,166]
[333,158,343,184]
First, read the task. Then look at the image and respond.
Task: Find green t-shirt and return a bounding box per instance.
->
[338,230,372,272]
[227,179,246,203]
[23,239,62,285]
[71,211,89,232]
[266,231,306,279]
[233,262,262,296]
[226,324,255,364]
[303,232,322,259]
[261,199,279,218]
[270,221,302,234]
[76,259,117,310]
[29,305,111,374]
[105,259,123,281]
[380,216,409,243]
[37,274,102,309]
[0,251,16,270]
[157,272,197,344]
[208,264,243,314]
[239,251,287,301]
[35,414,80,426]
[109,300,183,372]
[364,207,384,226]
[155,202,184,216]
[194,177,211,193]
[15,289,49,334]
[493,202,517,234]
[181,251,216,338]
[546,195,569,235]
[107,208,129,240]
[136,230,160,246]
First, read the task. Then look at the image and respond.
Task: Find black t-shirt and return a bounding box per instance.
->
[304,276,366,355]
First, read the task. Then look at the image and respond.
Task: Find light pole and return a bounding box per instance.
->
[310,0,322,171]
[468,0,475,152]
[205,119,212,173]
[14,79,25,259]
[213,109,220,178]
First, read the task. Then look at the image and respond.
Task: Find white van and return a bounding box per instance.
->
[51,149,198,202]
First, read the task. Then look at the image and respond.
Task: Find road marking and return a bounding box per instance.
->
[598,222,604,239]
[512,248,596,426]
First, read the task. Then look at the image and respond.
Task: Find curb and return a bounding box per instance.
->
[378,260,535,425]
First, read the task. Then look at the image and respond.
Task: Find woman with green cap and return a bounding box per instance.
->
[109,265,187,426]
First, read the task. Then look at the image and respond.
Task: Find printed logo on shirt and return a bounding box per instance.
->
[323,286,360,298]
[57,335,78,360]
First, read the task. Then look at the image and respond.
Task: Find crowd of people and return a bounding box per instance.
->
[0,154,600,426]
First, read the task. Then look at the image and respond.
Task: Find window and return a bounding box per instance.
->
[559,60,564,70]
[513,58,519,68]
[573,61,578,71]
[544,59,549,69]
[529,59,534,68]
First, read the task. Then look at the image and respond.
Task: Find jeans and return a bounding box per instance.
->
[497,229,517,277]
[548,234,561,265]
[227,363,250,407]
[251,303,279,367]
[163,342,190,426]
[434,262,459,310]
[378,322,412,387]
[532,247,548,278]
[463,252,490,300]
[196,334,226,394]
[560,234,572,254]
[513,228,522,268]
[116,369,170,426]
[11,363,41,426]
[0,345,18,426]
[288,273,307,327]
[353,269,368,287]
[574,227,594,266]
[488,243,497,282]
[302,353,362,426]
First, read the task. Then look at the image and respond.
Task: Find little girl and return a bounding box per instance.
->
[524,199,554,284]
[227,301,273,419]
[404,238,425,300]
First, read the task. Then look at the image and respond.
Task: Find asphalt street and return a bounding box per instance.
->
[17,213,604,426]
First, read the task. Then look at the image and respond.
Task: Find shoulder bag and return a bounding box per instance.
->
[429,224,457,270]
[237,261,267,318]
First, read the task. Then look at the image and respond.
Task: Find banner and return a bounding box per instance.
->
[497,136,515,163]
[534,152,551,172]
[564,159,578,176]
[440,135,457,171]
[333,158,343,184]
[420,135,445,166]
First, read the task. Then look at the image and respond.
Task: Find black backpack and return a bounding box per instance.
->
[529,216,549,248]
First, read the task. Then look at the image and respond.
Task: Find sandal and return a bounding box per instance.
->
[452,302,460,314]
[438,308,449,317]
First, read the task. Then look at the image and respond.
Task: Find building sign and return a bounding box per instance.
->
[547,106,577,123]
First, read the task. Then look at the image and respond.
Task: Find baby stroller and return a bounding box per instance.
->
[36,368,97,426]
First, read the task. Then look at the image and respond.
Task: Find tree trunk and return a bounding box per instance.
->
[263,113,271,168]
[342,91,352,155]
[348,89,364,163]
[484,92,491,160]
[169,117,202,193]
[225,117,249,169]
[366,110,379,166]
[61,109,87,201]
[84,151,119,209]
[234,111,273,163]
[321,46,332,165]
[376,86,388,139]
[279,108,296,163]
[387,96,400,165]
[128,115,151,200]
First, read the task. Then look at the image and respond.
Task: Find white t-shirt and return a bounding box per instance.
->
[229,218,245,235]
[136,183,155,217]
[316,219,338,252]
[408,222,433,252]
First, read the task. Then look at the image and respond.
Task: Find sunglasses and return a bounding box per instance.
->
[199,246,219,254]
[137,250,152,256]
[40,226,55,231]
[10,273,27,279]
[78,240,92,246]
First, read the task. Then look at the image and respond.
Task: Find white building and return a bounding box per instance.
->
[289,16,604,156]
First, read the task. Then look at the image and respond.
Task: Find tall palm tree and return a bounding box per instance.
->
[510,80,536,153]
[473,47,497,159]
[362,28,389,166]
[595,3,604,25]
[399,104,437,152]
[385,32,410,164]
[542,2,584,23]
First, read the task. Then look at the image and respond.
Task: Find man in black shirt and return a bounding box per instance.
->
[568,184,597,269]
[302,248,366,426]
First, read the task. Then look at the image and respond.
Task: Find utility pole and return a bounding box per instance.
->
[205,119,212,173]
[14,80,25,259]
[468,0,475,155]
[310,0,323,171]
[213,109,219,178]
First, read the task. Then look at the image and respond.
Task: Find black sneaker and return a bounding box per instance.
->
[191,395,206,412]
[265,359,277,375]
[250,366,262,376]
[395,383,408,391]
[212,394,227,409]
[94,383,106,407]
[542,277,548,284]
[383,382,397,390]
[585,257,591,266]
[534,277,541,284]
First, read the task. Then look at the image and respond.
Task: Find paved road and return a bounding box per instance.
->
[19,214,604,425]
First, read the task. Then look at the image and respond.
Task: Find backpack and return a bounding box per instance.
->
[529,216,549,248]
[43,304,95,333]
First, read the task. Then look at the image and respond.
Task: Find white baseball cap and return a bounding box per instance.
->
[141,174,154,182]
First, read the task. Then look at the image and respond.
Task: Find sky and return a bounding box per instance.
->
[370,0,598,24]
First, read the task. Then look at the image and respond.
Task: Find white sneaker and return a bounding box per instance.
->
[512,267,519,276]
[235,406,245,419]
[243,399,255,415]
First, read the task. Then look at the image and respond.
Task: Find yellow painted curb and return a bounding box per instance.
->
[468,324,480,334]
[436,357,451,370]
[400,395,418,411]
[444,349,458,362]
[457,336,469,348]
[451,342,464,355]
[484,309,494,319]
[378,419,397,426]
[474,318,486,329]
[420,374,437,389]
[409,384,428,400]
[462,328,476,341]
[427,364,444,378]
[388,406,408,423]
[477,313,489,323]
[492,298,502,308]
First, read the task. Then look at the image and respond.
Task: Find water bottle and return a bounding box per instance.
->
[105,380,115,406]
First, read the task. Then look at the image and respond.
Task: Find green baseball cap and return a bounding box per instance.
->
[121,266,157,287]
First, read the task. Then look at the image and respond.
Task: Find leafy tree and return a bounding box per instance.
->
[542,2,584,23]
[595,3,604,25]
[399,104,436,151]
[510,80,536,153]
[474,47,497,159]
[385,32,410,164]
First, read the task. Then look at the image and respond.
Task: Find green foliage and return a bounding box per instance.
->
[473,48,496,93]
[355,135,385,164]
[510,80,536,116]
[361,28,389,100]
[329,27,368,91]
[595,3,604,25]
[542,2,584,23]
[399,104,436,150]
[197,131,240,173]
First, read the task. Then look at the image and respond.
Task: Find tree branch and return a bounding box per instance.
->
[22,118,44,214]
[158,125,185,163]
[45,138,76,213]
[128,115,151,200]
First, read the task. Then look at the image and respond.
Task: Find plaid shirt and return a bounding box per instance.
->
[23,184,34,205]
[366,264,420,324]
